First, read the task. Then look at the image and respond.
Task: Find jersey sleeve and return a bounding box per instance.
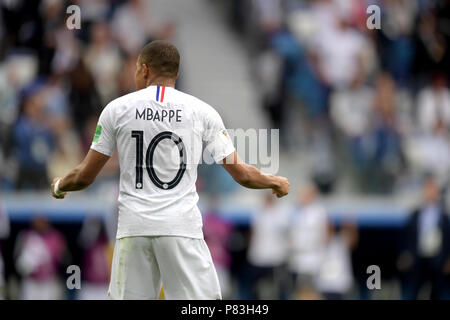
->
[202,106,235,163]
[90,103,116,157]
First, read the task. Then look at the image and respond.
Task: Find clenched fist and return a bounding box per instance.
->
[51,177,67,199]
[272,176,290,198]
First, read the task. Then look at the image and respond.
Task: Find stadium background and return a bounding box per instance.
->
[0,0,450,299]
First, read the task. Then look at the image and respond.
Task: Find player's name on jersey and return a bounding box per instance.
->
[136,108,182,122]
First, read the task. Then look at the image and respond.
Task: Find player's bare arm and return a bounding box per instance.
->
[221,151,290,198]
[51,149,110,199]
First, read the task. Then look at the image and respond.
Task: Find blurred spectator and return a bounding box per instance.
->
[77,218,110,300]
[117,53,138,95]
[203,204,233,299]
[330,78,374,142]
[254,47,286,132]
[47,123,83,182]
[406,119,450,186]
[379,0,418,86]
[68,59,102,135]
[14,217,66,300]
[347,73,407,193]
[311,6,368,91]
[309,127,337,194]
[252,0,283,36]
[245,193,290,299]
[84,21,122,105]
[0,53,39,188]
[111,0,156,55]
[330,74,374,189]
[413,10,449,83]
[0,53,38,130]
[397,174,450,299]
[404,75,450,184]
[316,222,358,300]
[78,0,111,26]
[12,82,56,190]
[417,73,450,134]
[288,183,329,299]
[0,198,9,299]
[32,0,82,76]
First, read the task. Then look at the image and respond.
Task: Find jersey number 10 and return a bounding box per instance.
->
[131,131,187,190]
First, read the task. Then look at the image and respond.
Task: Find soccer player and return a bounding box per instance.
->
[50,40,290,300]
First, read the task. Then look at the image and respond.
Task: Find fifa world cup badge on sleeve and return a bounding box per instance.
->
[93,125,102,142]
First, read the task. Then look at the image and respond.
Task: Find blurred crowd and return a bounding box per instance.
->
[0,0,176,191]
[204,174,450,300]
[0,0,176,300]
[226,0,450,194]
[1,0,450,300]
[0,213,113,300]
[1,174,449,300]
[214,0,450,299]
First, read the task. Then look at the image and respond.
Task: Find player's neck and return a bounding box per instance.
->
[146,77,176,88]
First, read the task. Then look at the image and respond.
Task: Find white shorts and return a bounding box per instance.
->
[108,236,222,300]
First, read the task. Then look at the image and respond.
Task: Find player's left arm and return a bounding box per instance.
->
[51,149,110,199]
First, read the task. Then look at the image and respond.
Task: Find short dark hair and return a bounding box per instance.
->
[138,40,180,78]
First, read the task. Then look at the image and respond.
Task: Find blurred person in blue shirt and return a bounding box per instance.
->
[12,82,55,190]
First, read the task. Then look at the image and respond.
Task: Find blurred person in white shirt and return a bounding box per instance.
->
[330,79,374,140]
[111,0,156,55]
[84,22,122,106]
[288,183,329,299]
[417,73,450,134]
[405,74,450,185]
[14,217,66,300]
[316,222,358,300]
[253,0,283,34]
[312,9,368,90]
[406,120,450,185]
[246,192,290,299]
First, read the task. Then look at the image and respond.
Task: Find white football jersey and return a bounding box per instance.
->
[91,85,235,239]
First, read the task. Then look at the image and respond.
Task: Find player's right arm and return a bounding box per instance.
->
[221,151,290,198]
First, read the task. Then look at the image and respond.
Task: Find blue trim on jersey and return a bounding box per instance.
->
[156,86,160,102]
